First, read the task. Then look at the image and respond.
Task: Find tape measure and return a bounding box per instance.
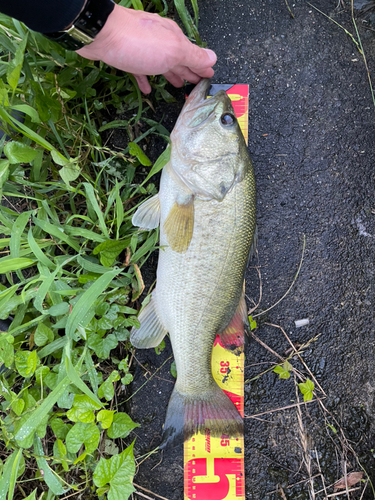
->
[184,84,249,500]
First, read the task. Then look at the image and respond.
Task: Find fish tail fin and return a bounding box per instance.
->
[160,383,242,449]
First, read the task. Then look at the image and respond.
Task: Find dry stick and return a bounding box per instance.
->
[133,484,170,500]
[252,234,305,318]
[247,265,263,315]
[294,376,316,500]
[315,447,329,498]
[359,480,369,500]
[265,322,327,396]
[134,491,157,500]
[324,488,361,498]
[244,397,321,419]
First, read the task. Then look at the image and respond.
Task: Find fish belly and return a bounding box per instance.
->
[155,164,256,396]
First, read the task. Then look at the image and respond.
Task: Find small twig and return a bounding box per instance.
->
[277,484,288,500]
[250,330,284,361]
[247,265,262,315]
[315,447,329,498]
[244,397,321,419]
[265,322,327,396]
[252,234,305,318]
[133,484,170,500]
[323,487,361,498]
[359,480,369,500]
[134,491,157,500]
[284,0,295,18]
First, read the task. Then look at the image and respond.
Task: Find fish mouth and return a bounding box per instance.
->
[177,79,230,130]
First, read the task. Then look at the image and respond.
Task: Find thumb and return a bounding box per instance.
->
[183,45,217,70]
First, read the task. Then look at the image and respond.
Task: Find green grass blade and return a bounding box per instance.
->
[33,218,80,252]
[0,257,35,273]
[65,268,122,338]
[14,376,70,443]
[33,435,67,495]
[83,183,109,238]
[9,211,32,259]
[7,448,22,500]
[27,228,56,269]
[0,450,20,500]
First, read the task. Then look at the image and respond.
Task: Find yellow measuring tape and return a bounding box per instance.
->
[184,85,249,500]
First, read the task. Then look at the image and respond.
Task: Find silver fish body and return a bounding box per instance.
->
[131,79,256,447]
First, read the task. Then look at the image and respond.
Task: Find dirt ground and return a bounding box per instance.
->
[129,1,375,498]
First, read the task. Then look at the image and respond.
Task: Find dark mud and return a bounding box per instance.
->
[130,1,375,498]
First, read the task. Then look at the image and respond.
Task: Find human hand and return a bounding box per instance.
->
[77,4,217,94]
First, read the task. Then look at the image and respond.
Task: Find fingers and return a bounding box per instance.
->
[163,71,185,88]
[181,44,217,71]
[133,74,151,94]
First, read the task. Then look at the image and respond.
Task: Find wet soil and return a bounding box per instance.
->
[130,1,375,498]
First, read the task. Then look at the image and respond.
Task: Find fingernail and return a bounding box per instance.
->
[204,48,217,64]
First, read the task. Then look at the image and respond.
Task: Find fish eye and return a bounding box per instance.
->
[220,113,236,126]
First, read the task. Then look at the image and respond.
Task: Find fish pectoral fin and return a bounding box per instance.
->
[219,289,249,350]
[130,293,167,348]
[132,194,161,229]
[163,197,194,253]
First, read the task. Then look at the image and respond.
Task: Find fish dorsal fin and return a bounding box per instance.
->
[163,197,194,253]
[130,293,167,348]
[219,288,249,350]
[132,194,161,230]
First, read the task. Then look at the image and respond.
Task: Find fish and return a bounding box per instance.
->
[130,79,256,448]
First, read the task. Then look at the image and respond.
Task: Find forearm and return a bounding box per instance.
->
[0,0,85,33]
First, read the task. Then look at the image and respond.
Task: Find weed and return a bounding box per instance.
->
[0,1,201,498]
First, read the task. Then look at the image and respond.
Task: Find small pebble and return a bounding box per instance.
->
[295,318,309,328]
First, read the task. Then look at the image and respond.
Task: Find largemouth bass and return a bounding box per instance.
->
[130,79,256,448]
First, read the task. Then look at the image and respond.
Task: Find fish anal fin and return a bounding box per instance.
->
[163,198,194,253]
[130,293,167,348]
[247,225,258,266]
[132,194,160,230]
[219,291,249,350]
[160,384,242,449]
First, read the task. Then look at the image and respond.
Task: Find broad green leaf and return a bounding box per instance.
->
[67,394,101,423]
[47,302,70,316]
[15,350,39,377]
[65,422,100,454]
[88,333,118,359]
[131,0,144,10]
[97,410,115,429]
[0,335,14,367]
[170,360,177,378]
[0,257,35,273]
[65,268,122,339]
[173,0,201,44]
[93,239,130,267]
[98,371,120,401]
[11,398,25,416]
[34,323,54,347]
[298,378,315,402]
[33,435,67,495]
[4,141,38,164]
[93,442,135,500]
[6,33,27,90]
[128,142,151,166]
[77,255,112,274]
[14,376,70,443]
[107,413,139,440]
[59,162,81,185]
[273,361,293,380]
[50,418,71,440]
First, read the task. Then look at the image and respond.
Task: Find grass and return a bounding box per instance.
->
[0,1,201,498]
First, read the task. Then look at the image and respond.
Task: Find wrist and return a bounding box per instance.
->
[44,0,115,51]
